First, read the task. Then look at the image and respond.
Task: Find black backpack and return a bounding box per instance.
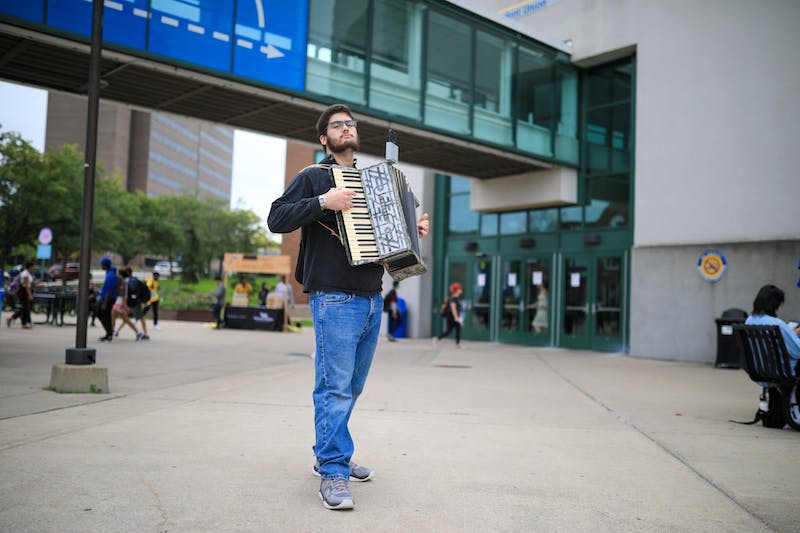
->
[127,277,151,305]
[732,387,786,429]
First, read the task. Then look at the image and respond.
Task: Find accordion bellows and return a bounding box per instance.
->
[330,162,427,281]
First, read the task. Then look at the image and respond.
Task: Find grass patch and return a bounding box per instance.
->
[157,275,282,310]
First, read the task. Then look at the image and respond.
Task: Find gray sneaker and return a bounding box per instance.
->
[313,460,373,482]
[319,478,354,510]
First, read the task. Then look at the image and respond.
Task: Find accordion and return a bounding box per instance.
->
[329,162,427,281]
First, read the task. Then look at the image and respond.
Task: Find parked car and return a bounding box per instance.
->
[153,261,182,278]
[49,262,80,281]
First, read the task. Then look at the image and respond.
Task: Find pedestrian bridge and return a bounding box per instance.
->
[0,1,579,183]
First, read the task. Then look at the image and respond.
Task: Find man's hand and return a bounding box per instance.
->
[321,187,356,211]
[417,213,430,239]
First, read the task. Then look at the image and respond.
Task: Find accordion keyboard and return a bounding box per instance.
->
[331,167,380,263]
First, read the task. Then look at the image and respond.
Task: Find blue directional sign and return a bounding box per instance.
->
[0,0,44,23]
[149,0,235,72]
[47,0,148,49]
[233,0,308,91]
[0,0,308,92]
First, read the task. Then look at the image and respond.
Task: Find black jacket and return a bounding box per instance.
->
[267,154,384,296]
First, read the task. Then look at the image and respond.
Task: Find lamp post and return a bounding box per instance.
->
[66,0,104,365]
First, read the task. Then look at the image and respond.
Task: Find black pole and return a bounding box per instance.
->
[66,0,103,365]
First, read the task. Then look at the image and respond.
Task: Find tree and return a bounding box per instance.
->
[0,130,45,265]
[39,145,86,278]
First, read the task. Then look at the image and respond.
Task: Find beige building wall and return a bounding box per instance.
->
[45,92,131,178]
[45,93,233,204]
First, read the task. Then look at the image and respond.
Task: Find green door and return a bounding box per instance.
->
[560,252,627,352]
[443,256,492,342]
[497,255,553,345]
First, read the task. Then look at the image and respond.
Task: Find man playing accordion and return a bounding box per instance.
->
[268,104,429,510]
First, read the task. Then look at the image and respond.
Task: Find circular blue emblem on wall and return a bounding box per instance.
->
[697,250,727,282]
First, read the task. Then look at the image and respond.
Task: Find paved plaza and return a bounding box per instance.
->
[1,317,798,532]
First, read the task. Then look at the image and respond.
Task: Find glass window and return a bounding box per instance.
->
[370,0,423,120]
[448,194,479,234]
[425,11,471,134]
[481,213,498,236]
[586,107,611,174]
[306,0,368,104]
[559,205,582,230]
[585,175,629,228]
[450,176,471,194]
[473,30,513,145]
[554,64,578,164]
[528,208,558,233]
[515,45,553,157]
[500,211,526,235]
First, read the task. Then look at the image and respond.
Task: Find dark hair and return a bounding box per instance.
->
[752,284,785,317]
[25,261,35,269]
[316,104,354,142]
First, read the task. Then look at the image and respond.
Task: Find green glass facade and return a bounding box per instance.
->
[433,57,635,352]
[305,0,578,165]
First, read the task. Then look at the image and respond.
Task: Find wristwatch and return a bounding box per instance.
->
[318,195,327,211]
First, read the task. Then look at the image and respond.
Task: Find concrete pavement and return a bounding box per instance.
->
[1,316,798,532]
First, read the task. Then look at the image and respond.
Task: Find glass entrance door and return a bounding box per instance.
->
[443,256,492,342]
[560,252,627,351]
[498,255,552,345]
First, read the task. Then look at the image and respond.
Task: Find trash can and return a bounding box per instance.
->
[393,298,408,339]
[715,308,747,368]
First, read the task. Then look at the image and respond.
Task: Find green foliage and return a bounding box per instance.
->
[156,276,278,309]
[0,127,279,270]
[156,278,216,310]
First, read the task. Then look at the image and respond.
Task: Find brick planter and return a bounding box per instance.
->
[159,309,211,322]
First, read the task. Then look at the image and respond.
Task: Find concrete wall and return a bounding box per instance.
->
[463,0,800,246]
[630,240,800,362]
[45,92,132,178]
[460,0,800,361]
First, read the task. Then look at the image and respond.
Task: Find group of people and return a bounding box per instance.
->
[209,274,296,330]
[95,257,160,342]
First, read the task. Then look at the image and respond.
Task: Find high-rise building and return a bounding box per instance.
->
[45,92,233,202]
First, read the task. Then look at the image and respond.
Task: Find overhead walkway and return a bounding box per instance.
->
[0,22,552,179]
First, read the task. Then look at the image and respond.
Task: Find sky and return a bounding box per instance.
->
[0,80,286,232]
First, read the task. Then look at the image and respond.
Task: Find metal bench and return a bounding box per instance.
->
[733,324,800,430]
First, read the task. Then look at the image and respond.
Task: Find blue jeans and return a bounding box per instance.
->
[212,302,223,327]
[310,291,382,479]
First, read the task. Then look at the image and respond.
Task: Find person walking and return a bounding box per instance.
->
[87,279,98,327]
[112,267,142,340]
[211,276,226,329]
[268,103,430,510]
[123,267,149,341]
[383,281,401,342]
[257,282,270,307]
[434,282,464,348]
[532,283,549,333]
[97,257,119,342]
[143,271,160,330]
[6,261,35,329]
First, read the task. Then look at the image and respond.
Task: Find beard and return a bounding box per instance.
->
[326,133,360,153]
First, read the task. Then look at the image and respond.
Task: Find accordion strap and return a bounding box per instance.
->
[301,163,343,244]
[317,220,342,244]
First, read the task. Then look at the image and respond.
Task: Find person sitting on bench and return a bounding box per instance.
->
[744,284,800,373]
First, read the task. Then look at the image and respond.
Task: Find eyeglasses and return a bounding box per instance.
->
[326,119,357,130]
